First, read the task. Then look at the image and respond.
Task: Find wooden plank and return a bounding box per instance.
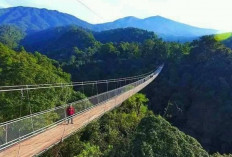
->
[0,77,154,157]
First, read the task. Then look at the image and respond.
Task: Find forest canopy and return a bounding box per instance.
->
[0,24,232,155]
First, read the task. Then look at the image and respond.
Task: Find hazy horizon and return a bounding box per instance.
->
[0,0,232,32]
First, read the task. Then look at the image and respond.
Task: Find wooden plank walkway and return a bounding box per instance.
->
[0,76,154,157]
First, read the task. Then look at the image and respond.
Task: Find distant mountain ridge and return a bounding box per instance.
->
[93,27,157,43]
[0,7,218,41]
[22,25,96,59]
[94,16,217,41]
[0,6,92,33]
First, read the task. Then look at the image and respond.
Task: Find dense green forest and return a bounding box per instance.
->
[220,33,232,49]
[22,26,97,60]
[0,25,232,156]
[0,43,85,122]
[61,30,232,154]
[0,25,24,49]
[42,94,210,157]
[147,36,232,153]
[93,28,158,43]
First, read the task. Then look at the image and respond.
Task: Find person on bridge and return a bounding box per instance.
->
[66,105,75,124]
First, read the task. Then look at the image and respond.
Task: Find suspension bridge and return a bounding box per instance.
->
[0,65,163,157]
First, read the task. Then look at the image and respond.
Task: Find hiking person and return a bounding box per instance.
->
[66,105,75,124]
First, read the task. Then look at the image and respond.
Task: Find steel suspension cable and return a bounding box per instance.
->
[0,68,161,126]
[0,70,154,92]
[0,65,163,153]
[0,70,158,130]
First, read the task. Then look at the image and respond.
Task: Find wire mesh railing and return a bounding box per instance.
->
[0,70,154,92]
[0,65,163,151]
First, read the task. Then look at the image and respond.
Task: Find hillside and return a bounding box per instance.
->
[2,21,232,154]
[0,25,24,48]
[0,6,92,33]
[0,7,218,42]
[1,33,231,156]
[93,16,217,42]
[0,43,79,122]
[60,31,232,154]
[1,6,232,156]
[0,39,212,156]
[146,36,232,153]
[93,28,158,43]
[220,33,232,49]
[42,94,209,157]
[22,26,97,59]
[22,26,162,60]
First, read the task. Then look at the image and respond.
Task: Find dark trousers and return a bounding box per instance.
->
[67,116,73,124]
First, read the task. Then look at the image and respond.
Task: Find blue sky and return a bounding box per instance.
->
[0,0,232,31]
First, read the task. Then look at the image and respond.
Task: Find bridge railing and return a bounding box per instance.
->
[0,66,162,151]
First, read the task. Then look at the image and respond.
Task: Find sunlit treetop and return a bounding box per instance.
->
[214,32,232,41]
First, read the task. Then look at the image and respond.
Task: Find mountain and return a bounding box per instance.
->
[22,26,162,61]
[93,16,218,42]
[0,7,218,42]
[22,25,96,59]
[93,28,158,43]
[0,6,92,33]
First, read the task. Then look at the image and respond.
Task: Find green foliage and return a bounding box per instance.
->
[2,22,232,155]
[75,143,102,157]
[61,32,232,154]
[23,26,232,155]
[63,37,168,81]
[221,33,232,49]
[0,43,81,122]
[147,36,232,153]
[211,153,232,157]
[42,94,212,157]
[132,114,209,157]
[22,26,98,60]
[93,28,158,43]
[0,25,25,49]
[123,93,148,116]
[42,93,150,157]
